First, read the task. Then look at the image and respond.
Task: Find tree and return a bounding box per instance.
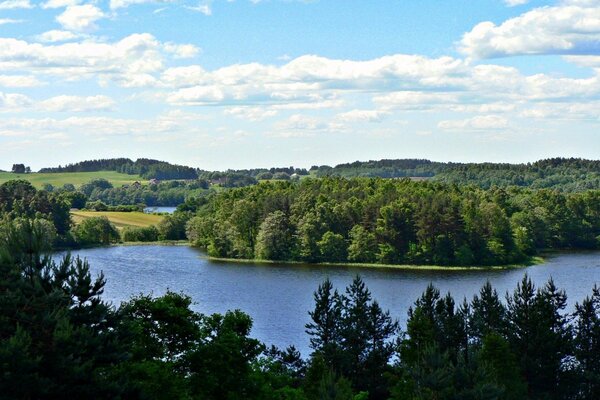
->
[306,279,342,367]
[11,164,27,174]
[347,225,377,264]
[506,275,573,399]
[255,211,293,260]
[573,285,600,400]
[318,231,347,262]
[72,216,120,245]
[0,219,126,398]
[157,212,190,241]
[470,281,507,341]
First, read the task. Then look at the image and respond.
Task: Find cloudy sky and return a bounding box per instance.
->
[1,0,600,170]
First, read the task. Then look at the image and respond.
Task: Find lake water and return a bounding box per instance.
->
[63,245,600,356]
[143,206,177,214]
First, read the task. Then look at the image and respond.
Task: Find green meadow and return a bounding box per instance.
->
[0,171,146,189]
[70,211,165,230]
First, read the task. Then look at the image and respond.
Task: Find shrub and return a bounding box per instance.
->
[122,225,159,242]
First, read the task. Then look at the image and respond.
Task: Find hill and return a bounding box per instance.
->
[0,171,146,189]
[40,158,198,180]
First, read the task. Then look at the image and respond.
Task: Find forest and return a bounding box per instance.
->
[35,157,600,192]
[311,158,600,191]
[186,177,600,266]
[39,158,199,180]
[0,220,599,400]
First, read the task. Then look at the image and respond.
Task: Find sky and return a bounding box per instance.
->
[1,0,600,171]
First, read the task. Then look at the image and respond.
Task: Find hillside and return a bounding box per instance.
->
[0,171,146,189]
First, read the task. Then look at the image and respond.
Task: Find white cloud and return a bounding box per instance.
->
[0,18,23,25]
[41,0,80,8]
[504,0,529,6]
[186,2,212,15]
[110,0,174,10]
[0,92,32,109]
[56,5,105,32]
[0,34,168,84]
[35,30,80,43]
[0,75,42,87]
[460,3,600,58]
[0,0,33,9]
[39,95,115,112]
[335,109,389,123]
[163,43,200,58]
[224,106,278,121]
[438,115,509,131]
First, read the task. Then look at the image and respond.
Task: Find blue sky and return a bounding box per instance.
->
[1,0,600,170]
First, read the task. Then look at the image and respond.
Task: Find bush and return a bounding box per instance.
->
[158,213,190,240]
[72,216,120,245]
[85,200,108,211]
[122,225,159,242]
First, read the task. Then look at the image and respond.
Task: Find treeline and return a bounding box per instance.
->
[2,222,600,399]
[79,178,210,206]
[312,159,438,178]
[0,180,192,248]
[35,156,600,191]
[310,158,600,191]
[39,158,198,180]
[186,178,600,266]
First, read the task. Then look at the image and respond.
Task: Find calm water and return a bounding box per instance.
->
[143,206,177,214]
[63,245,600,356]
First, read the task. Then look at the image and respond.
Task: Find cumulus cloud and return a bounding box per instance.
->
[460,3,600,58]
[0,75,42,87]
[224,106,278,121]
[35,30,80,43]
[39,95,115,112]
[0,0,32,9]
[41,0,80,8]
[0,92,32,109]
[0,34,188,85]
[56,5,105,32]
[438,115,509,131]
[335,109,390,123]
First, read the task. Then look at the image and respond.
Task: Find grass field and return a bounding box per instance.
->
[71,211,165,229]
[0,171,146,189]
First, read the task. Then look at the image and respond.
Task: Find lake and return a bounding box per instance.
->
[143,206,177,214]
[63,245,600,356]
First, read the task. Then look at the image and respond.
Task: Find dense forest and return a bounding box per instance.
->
[39,158,198,180]
[31,157,600,191]
[186,178,600,266]
[1,221,599,399]
[311,158,600,191]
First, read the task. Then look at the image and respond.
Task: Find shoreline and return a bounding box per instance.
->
[204,255,545,271]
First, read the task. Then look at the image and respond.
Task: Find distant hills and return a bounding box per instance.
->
[31,157,600,191]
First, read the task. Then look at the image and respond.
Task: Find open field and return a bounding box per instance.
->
[71,211,165,229]
[0,171,145,189]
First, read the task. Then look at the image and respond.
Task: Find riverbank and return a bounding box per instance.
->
[205,255,545,271]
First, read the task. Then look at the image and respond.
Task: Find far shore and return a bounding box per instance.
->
[204,255,546,271]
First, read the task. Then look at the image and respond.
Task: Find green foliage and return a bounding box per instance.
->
[157,212,190,240]
[0,220,126,398]
[347,225,377,263]
[72,216,120,245]
[2,217,600,399]
[187,177,600,266]
[122,225,160,242]
[255,210,293,260]
[318,231,347,262]
[40,157,198,180]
